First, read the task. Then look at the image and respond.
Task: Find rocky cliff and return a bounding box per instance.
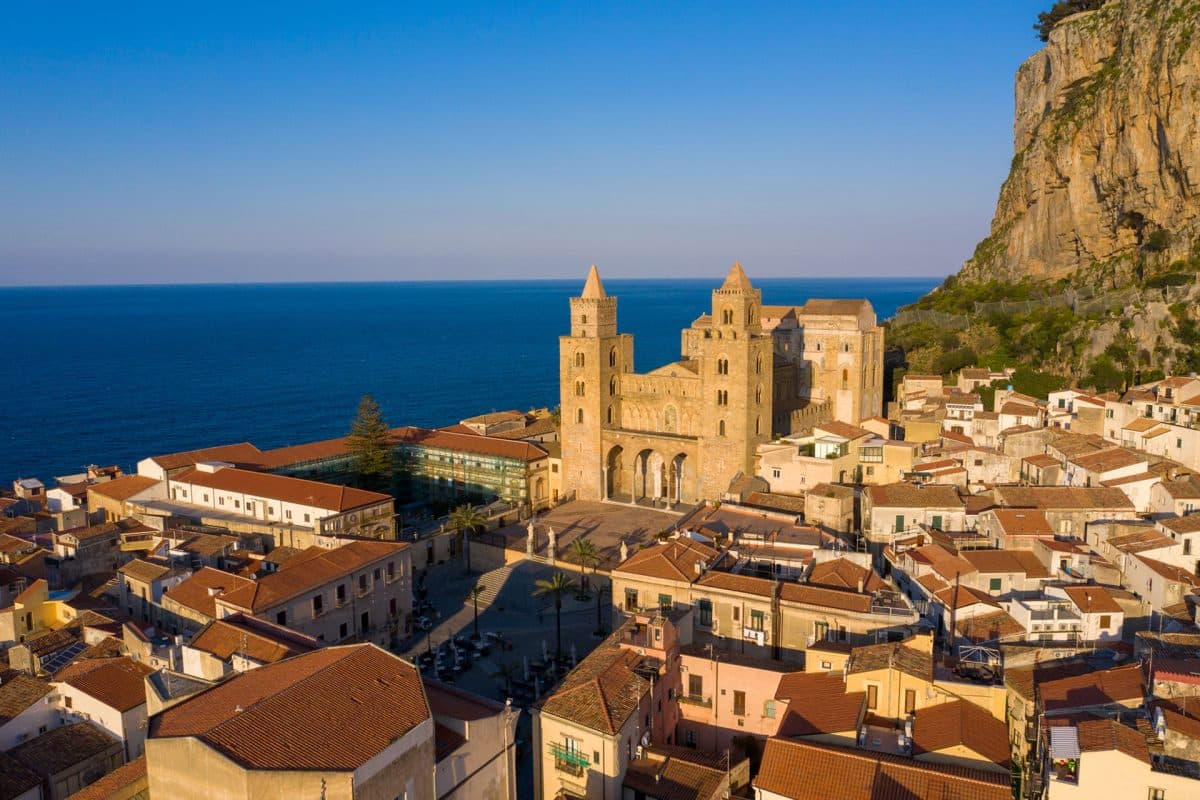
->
[962,0,1200,283]
[891,0,1200,392]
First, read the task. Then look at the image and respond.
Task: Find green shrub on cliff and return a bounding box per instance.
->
[1034,0,1104,42]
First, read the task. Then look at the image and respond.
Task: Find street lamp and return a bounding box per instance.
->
[595,582,611,636]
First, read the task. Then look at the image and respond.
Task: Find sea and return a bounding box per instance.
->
[0,277,938,483]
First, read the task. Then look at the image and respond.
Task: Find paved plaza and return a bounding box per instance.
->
[491,499,689,570]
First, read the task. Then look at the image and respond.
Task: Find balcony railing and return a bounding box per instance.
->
[679,694,712,709]
[549,743,588,777]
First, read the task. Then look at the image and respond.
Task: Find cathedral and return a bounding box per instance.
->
[559,263,883,505]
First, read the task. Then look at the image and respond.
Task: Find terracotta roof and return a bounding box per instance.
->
[1101,471,1158,487]
[774,672,864,736]
[10,722,120,778]
[0,674,52,724]
[904,543,976,580]
[1122,417,1160,433]
[807,559,887,593]
[744,492,808,514]
[1135,555,1200,585]
[960,549,1051,579]
[754,737,1010,800]
[54,657,155,711]
[1004,660,1095,703]
[992,486,1134,511]
[934,585,1000,611]
[779,582,872,613]
[188,614,321,664]
[1062,585,1122,614]
[1107,528,1173,554]
[64,755,146,800]
[695,570,775,598]
[847,640,931,682]
[171,466,390,513]
[148,443,264,471]
[163,567,256,620]
[86,474,160,502]
[955,610,1024,644]
[1000,402,1040,416]
[1161,514,1200,535]
[623,747,728,800]
[1040,663,1144,713]
[1023,454,1061,468]
[614,538,719,583]
[916,573,949,594]
[539,640,650,734]
[1161,476,1200,500]
[912,700,1010,767]
[392,426,548,462]
[1073,717,1151,763]
[990,508,1054,536]
[867,483,963,509]
[252,436,357,469]
[119,558,171,584]
[151,644,430,771]
[1070,448,1145,473]
[216,540,407,613]
[0,751,41,799]
[814,421,873,440]
[798,298,874,318]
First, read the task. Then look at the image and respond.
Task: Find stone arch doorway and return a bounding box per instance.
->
[606,445,625,500]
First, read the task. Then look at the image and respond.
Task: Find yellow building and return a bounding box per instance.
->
[559,264,883,505]
[146,644,435,800]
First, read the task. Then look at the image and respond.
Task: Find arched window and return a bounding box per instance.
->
[581,314,588,324]
[609,376,617,396]
[717,358,729,376]
[718,420,726,436]
[575,351,586,367]
[716,390,728,406]
[842,369,849,390]
[747,305,755,326]
[755,416,761,435]
[607,406,613,424]
[576,408,584,424]
[609,347,618,367]
[755,385,762,404]
[722,308,733,325]
[843,342,851,353]
[575,381,586,397]
[755,354,762,375]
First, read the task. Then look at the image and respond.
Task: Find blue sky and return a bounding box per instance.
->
[0,1,1048,285]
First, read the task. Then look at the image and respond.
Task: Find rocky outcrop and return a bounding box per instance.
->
[961,0,1200,283]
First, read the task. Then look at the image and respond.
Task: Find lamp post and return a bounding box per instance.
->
[595,582,611,636]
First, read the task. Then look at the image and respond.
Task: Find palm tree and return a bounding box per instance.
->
[449,504,488,573]
[533,571,577,668]
[467,583,486,640]
[567,536,600,593]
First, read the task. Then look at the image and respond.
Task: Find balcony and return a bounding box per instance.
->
[679,694,712,709]
[549,743,588,777]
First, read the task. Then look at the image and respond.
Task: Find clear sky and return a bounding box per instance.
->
[0,1,1049,285]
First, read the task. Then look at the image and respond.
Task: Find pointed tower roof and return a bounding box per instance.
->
[720,261,755,292]
[581,264,607,299]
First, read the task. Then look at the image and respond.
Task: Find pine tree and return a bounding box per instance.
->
[347,395,393,488]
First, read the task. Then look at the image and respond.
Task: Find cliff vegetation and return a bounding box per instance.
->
[889,0,1200,395]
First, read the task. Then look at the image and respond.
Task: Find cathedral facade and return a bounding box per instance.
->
[559,264,883,505]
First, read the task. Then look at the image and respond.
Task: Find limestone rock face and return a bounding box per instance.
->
[961,0,1200,283]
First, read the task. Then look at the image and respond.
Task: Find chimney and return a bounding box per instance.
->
[857,577,864,593]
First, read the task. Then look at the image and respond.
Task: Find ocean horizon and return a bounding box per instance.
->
[0,276,938,483]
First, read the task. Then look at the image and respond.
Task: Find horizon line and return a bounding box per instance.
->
[0,274,949,290]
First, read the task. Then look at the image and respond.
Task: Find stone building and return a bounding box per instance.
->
[559,264,883,505]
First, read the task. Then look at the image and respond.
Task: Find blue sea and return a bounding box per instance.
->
[0,277,937,483]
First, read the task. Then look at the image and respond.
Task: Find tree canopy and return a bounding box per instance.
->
[1034,1,1103,42]
[347,395,393,483]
